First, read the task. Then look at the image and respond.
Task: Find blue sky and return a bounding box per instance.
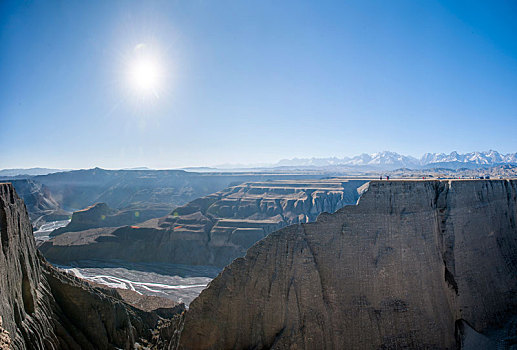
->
[1,0,516,169]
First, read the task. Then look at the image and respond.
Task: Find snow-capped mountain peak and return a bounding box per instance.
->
[273,151,517,169]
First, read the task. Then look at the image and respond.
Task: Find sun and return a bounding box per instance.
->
[126,43,164,98]
[129,57,160,92]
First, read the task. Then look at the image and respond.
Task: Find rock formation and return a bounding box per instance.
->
[172,180,517,349]
[30,168,327,212]
[50,202,169,236]
[0,183,183,349]
[40,179,367,267]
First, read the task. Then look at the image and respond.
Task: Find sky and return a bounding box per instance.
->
[1,0,516,169]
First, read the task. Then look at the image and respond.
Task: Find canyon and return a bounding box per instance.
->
[39,179,368,268]
[2,179,517,349]
[3,169,332,233]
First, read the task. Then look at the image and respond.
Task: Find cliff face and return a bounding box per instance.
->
[0,183,56,349]
[175,180,517,349]
[0,183,178,349]
[40,179,367,267]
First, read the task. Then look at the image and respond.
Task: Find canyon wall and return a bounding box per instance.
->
[0,183,177,349]
[174,180,517,349]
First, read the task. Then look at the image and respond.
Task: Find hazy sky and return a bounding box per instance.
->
[1,1,516,169]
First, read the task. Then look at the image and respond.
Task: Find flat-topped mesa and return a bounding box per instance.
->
[0,183,183,350]
[174,180,517,349]
[50,202,169,236]
[52,202,115,233]
[40,179,368,267]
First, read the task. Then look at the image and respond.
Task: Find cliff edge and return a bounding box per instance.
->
[174,180,517,349]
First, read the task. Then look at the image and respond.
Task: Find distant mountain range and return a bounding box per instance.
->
[0,167,64,177]
[2,151,516,176]
[274,150,517,170]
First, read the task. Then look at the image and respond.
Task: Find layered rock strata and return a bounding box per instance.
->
[50,202,169,236]
[0,183,182,350]
[40,179,367,267]
[173,180,517,349]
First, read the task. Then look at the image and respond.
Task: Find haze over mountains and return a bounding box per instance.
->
[3,151,517,175]
[6,168,322,212]
[2,152,516,233]
[0,168,64,177]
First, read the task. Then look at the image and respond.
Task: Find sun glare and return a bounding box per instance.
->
[126,43,164,99]
[129,57,160,92]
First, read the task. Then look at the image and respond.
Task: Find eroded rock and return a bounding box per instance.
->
[174,180,517,349]
[0,183,183,349]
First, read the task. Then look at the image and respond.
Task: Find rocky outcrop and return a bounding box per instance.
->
[40,179,368,267]
[50,202,169,236]
[0,183,183,349]
[173,180,517,349]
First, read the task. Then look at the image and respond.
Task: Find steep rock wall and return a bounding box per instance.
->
[0,183,177,349]
[175,180,517,349]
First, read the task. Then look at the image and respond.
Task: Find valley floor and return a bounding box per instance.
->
[53,260,220,305]
[33,219,70,242]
